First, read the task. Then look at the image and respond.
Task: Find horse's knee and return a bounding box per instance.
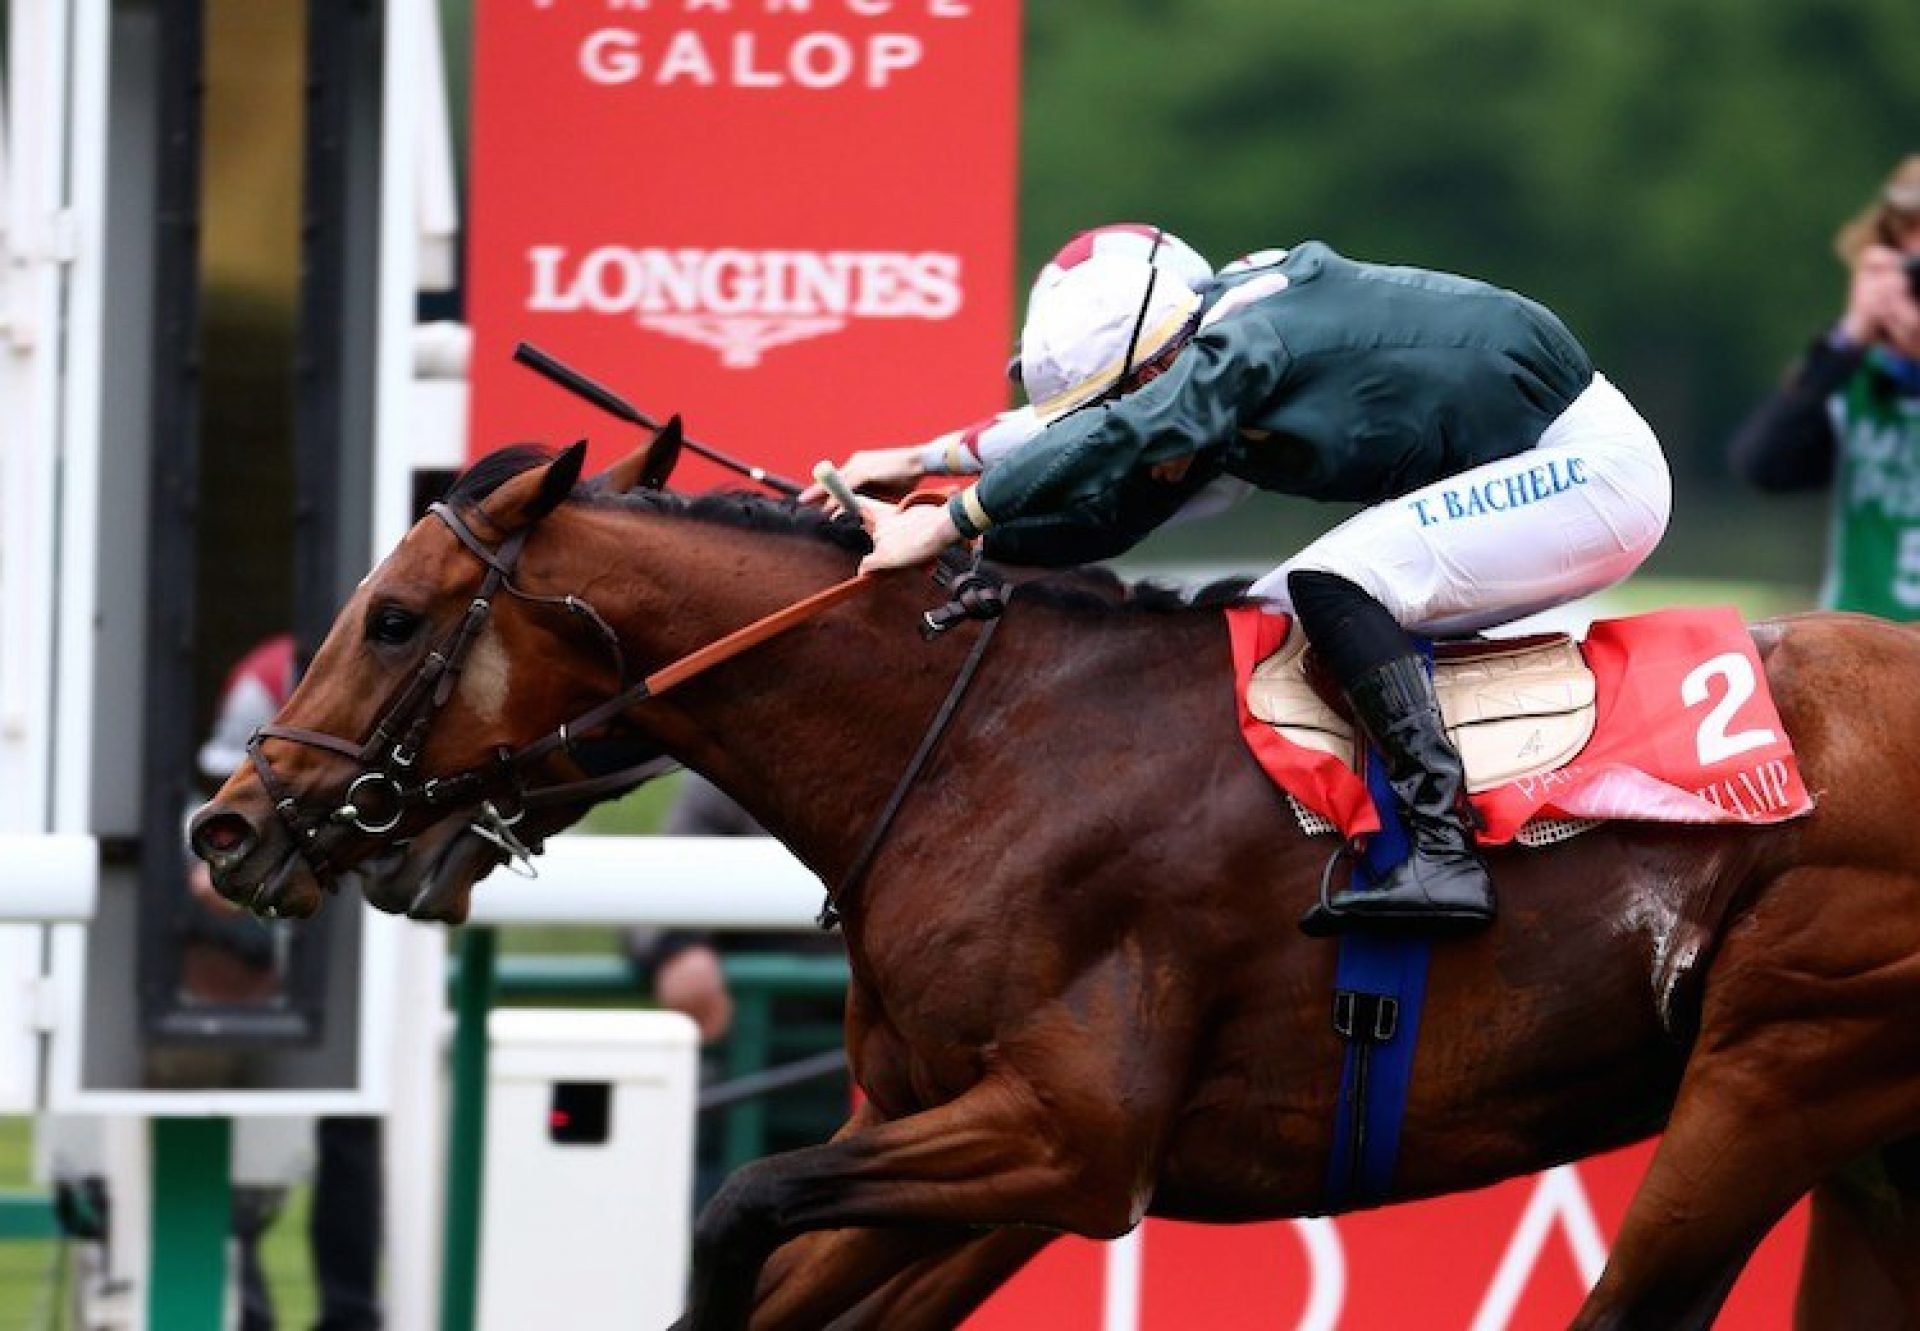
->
[1018,1118,1151,1238]
[1062,1159,1149,1238]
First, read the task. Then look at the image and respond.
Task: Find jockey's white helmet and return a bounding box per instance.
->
[1028,223,1214,306]
[1020,253,1204,424]
[1007,225,1213,384]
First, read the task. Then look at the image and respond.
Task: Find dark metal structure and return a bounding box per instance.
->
[136,0,379,1050]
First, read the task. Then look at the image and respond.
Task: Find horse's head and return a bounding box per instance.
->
[190,424,684,918]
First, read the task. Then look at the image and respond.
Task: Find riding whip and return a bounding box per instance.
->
[512,341,805,496]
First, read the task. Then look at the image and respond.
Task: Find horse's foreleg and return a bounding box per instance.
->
[830,1227,1055,1330]
[739,1102,1052,1328]
[684,1071,1170,1331]
[734,1225,971,1330]
[726,1224,1051,1331]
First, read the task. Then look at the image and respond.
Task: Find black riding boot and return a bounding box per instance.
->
[1282,570,1494,938]
[1299,653,1496,936]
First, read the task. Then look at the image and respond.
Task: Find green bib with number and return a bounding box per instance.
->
[1824,359,1920,618]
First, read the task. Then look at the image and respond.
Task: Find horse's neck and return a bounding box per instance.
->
[597,511,970,882]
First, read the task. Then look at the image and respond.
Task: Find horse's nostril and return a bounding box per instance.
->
[191,809,258,862]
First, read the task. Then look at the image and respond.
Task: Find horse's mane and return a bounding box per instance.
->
[447,446,1253,617]
[445,445,872,553]
[1012,568,1256,616]
[589,485,874,555]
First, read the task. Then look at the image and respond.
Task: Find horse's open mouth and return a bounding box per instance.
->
[399,827,504,925]
[354,814,521,924]
[241,848,327,920]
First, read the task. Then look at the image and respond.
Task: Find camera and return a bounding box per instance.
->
[1908,254,1920,301]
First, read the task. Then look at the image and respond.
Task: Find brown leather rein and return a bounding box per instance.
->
[248,500,874,890]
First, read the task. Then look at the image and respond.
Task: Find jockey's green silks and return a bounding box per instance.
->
[961,242,1594,563]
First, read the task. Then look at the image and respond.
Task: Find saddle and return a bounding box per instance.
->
[1245,624,1597,794]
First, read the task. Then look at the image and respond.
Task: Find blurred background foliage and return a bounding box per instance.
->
[1022,0,1920,585]
[1023,0,1918,458]
[437,0,1920,590]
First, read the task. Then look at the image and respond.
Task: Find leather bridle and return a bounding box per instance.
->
[249,500,653,887]
[247,497,873,891]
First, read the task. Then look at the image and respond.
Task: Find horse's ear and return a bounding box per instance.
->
[641,415,684,490]
[599,416,683,495]
[486,441,588,531]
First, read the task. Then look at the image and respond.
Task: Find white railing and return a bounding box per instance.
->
[0,834,97,923]
[0,834,94,1114]
[463,835,823,929]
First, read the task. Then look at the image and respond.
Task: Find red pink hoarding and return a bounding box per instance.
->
[467,1,1022,485]
[971,1142,1804,1329]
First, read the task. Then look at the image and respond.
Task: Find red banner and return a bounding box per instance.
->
[467,1,1022,488]
[970,1143,1805,1329]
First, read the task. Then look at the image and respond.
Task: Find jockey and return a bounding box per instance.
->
[861,242,1672,937]
[798,224,1216,502]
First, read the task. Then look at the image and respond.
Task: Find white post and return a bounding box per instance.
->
[414,0,459,294]
[52,0,109,842]
[1,0,75,837]
[376,7,458,1330]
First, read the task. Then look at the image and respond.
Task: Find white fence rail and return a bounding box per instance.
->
[464,835,825,929]
[0,834,97,922]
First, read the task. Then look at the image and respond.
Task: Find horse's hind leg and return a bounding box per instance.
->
[1577,872,1920,1329]
[1797,1140,1920,1330]
[1575,1050,1834,1329]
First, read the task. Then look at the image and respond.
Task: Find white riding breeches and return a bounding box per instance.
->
[1248,373,1672,636]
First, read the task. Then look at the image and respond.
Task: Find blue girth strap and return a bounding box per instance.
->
[1323,701,1435,1211]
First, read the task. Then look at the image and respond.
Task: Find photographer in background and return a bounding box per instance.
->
[1730,155,1920,617]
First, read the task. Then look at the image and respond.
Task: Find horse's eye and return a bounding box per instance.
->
[368,607,422,646]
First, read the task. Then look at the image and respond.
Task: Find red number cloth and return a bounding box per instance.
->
[1225,606,1814,846]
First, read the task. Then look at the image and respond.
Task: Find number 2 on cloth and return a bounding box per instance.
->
[1681,652,1779,767]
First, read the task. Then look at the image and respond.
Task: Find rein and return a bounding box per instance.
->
[818,610,1002,929]
[462,749,683,875]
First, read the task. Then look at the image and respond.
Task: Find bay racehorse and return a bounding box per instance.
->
[192,436,1920,1328]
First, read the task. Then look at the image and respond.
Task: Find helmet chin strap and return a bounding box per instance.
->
[1115,226,1169,389]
